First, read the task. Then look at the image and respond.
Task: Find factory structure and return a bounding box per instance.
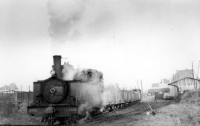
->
[148,79,170,94]
[148,79,171,99]
[168,69,200,97]
[0,83,33,104]
[148,69,200,99]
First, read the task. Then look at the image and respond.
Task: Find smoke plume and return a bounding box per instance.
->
[47,0,118,42]
[47,0,86,41]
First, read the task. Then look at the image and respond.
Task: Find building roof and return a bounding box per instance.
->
[168,77,200,86]
[0,83,18,91]
[162,79,170,84]
[172,69,193,82]
[152,83,159,87]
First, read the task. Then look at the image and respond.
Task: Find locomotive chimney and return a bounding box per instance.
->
[53,55,62,78]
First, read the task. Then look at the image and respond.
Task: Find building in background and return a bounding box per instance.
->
[168,69,200,97]
[148,79,170,96]
[0,83,19,92]
[171,69,193,82]
[168,77,200,97]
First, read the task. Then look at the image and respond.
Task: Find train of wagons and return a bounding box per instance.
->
[27,55,142,125]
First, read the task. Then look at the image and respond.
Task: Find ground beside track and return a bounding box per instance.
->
[82,90,200,126]
[0,96,171,125]
[0,103,43,125]
[81,96,173,126]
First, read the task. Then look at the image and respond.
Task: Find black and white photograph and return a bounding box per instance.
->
[0,0,200,125]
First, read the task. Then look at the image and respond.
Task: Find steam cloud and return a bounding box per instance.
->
[62,62,135,112]
[62,62,76,80]
[101,84,122,106]
[62,62,104,114]
[62,62,140,117]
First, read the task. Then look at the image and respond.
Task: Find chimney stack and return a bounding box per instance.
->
[53,55,62,78]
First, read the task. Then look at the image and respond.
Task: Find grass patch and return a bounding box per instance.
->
[0,102,41,125]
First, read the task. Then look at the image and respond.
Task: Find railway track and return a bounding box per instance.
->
[81,100,172,126]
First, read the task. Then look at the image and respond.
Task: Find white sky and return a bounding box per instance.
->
[0,0,200,92]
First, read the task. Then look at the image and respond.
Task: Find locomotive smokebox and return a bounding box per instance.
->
[53,55,62,78]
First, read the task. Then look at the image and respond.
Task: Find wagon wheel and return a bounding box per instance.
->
[47,114,54,125]
[107,106,112,112]
[112,105,115,110]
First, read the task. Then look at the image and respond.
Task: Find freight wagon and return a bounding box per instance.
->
[101,88,141,112]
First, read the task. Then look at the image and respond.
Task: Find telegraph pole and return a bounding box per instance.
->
[192,61,194,78]
[137,80,140,89]
[197,61,200,79]
[197,61,200,89]
[141,80,143,94]
[192,61,196,89]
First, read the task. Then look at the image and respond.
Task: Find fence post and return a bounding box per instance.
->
[21,85,22,103]
[28,86,30,106]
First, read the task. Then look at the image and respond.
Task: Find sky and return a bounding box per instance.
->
[0,0,200,92]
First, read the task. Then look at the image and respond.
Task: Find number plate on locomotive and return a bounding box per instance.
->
[29,109,37,112]
[68,108,77,112]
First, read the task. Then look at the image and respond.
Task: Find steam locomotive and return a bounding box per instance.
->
[27,56,142,125]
